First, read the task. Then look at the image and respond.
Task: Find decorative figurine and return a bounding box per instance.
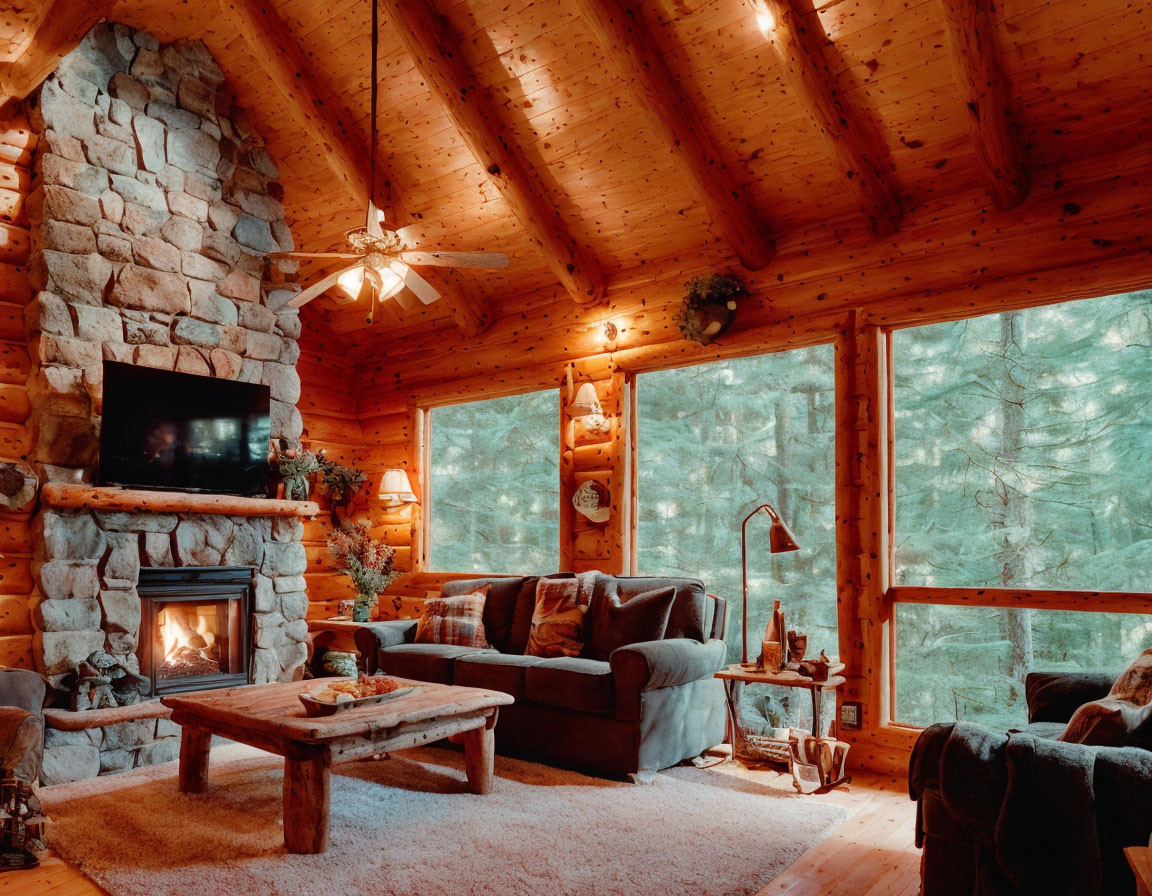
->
[787,630,808,663]
[64,650,150,711]
[758,600,786,672]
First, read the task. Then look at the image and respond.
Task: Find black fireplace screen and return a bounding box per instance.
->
[137,567,253,696]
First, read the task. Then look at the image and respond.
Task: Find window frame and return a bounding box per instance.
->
[421,388,562,575]
[880,301,1152,729]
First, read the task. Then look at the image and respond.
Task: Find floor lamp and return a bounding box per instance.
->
[740,503,800,666]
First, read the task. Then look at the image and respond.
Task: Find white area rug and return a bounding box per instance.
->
[40,743,846,896]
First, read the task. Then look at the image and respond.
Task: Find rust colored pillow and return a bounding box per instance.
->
[1059,648,1152,748]
[525,578,590,658]
[414,587,491,648]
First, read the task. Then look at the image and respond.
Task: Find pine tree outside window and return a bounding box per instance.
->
[428,391,560,573]
[891,290,1152,728]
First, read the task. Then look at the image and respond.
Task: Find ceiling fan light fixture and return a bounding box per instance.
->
[337,265,366,299]
[376,263,405,301]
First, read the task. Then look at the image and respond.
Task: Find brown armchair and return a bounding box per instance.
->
[0,666,48,870]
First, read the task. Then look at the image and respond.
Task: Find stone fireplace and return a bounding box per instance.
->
[23,24,314,783]
[137,566,253,697]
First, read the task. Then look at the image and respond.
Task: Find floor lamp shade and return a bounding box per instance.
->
[740,503,800,666]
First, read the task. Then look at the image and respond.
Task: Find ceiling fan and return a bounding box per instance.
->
[271,0,508,320]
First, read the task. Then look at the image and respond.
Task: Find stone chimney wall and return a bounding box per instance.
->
[22,23,312,782]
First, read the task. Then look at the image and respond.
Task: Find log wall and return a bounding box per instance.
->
[0,116,36,671]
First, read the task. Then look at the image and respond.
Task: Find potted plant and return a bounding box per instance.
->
[675,273,747,345]
[316,452,368,522]
[327,521,400,622]
[274,443,320,501]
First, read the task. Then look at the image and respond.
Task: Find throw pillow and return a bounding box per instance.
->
[414,587,491,648]
[1059,648,1152,748]
[525,578,590,658]
[588,586,677,660]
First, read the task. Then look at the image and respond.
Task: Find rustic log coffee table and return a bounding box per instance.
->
[161,679,513,854]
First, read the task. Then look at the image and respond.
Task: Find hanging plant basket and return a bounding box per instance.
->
[676,273,747,345]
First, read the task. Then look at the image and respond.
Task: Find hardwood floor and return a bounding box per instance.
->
[1,760,920,896]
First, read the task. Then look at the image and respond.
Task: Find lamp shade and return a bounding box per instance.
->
[378,469,417,506]
[569,382,603,417]
[767,508,800,553]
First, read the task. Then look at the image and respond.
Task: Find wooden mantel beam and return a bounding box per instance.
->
[576,0,775,271]
[217,0,492,336]
[380,0,607,307]
[755,0,902,236]
[0,0,116,110]
[939,0,1029,210]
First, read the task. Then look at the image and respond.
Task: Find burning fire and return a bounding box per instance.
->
[159,606,218,665]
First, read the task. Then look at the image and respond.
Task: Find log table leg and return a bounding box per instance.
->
[178,725,212,794]
[463,709,497,795]
[283,753,331,854]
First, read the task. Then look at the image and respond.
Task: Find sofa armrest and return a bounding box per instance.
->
[611,638,726,721]
[1025,670,1117,723]
[0,707,43,784]
[353,621,419,674]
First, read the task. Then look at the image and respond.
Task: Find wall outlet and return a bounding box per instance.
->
[840,701,862,730]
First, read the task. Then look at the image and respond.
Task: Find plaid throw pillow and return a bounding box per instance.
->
[414,587,491,648]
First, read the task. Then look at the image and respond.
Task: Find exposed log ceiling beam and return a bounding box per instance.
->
[380,0,607,307]
[0,0,116,112]
[755,0,902,236]
[939,0,1030,210]
[576,0,775,271]
[217,0,492,336]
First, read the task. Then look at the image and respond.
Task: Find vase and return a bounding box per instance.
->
[322,650,358,677]
[352,596,372,622]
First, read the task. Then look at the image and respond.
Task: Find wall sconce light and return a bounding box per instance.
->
[569,382,611,434]
[378,469,418,507]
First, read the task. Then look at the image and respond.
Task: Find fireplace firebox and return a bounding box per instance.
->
[137,567,254,697]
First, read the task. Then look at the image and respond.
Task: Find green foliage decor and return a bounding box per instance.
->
[275,446,320,500]
[676,273,747,345]
[327,521,401,615]
[316,453,368,509]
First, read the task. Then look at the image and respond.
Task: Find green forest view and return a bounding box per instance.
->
[893,290,1152,727]
[428,390,559,572]
[637,348,838,732]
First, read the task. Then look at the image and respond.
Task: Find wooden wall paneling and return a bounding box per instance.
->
[939,0,1030,209]
[834,315,894,770]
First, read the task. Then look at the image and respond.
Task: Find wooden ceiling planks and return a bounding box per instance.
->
[10,0,1141,361]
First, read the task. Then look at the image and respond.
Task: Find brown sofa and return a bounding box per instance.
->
[355,573,728,781]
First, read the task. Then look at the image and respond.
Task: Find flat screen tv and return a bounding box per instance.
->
[99,361,272,496]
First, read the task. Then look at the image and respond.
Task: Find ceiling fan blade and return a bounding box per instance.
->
[287,263,363,308]
[366,201,385,240]
[392,288,420,313]
[402,266,442,305]
[397,251,510,270]
[269,251,361,260]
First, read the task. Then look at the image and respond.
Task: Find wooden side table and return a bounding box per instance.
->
[715,663,850,793]
[1126,847,1152,896]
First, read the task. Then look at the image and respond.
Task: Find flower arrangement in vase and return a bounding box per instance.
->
[327,521,400,621]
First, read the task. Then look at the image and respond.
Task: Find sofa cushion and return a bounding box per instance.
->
[587,585,676,661]
[443,576,538,653]
[588,574,710,643]
[377,643,493,684]
[526,578,591,658]
[525,657,614,715]
[1060,648,1152,748]
[455,653,549,700]
[414,589,491,648]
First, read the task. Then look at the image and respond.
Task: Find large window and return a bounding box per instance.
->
[428,390,559,572]
[636,348,837,674]
[892,290,1152,726]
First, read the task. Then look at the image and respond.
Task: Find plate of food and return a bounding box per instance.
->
[298,674,416,716]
